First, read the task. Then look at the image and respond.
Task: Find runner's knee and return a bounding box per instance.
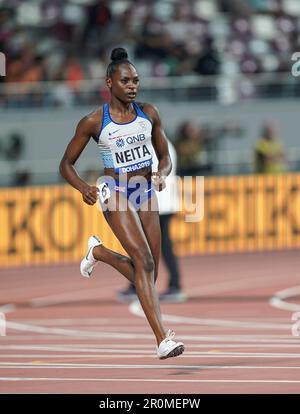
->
[133,251,155,274]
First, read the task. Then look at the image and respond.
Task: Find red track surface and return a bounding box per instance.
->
[1,251,300,394]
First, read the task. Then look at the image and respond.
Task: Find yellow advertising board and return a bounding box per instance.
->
[0,174,299,268]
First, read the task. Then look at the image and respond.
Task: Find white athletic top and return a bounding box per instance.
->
[96,102,154,174]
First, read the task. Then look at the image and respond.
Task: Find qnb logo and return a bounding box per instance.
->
[0,313,6,336]
[291,52,300,77]
[291,312,300,337]
[0,52,6,77]
[126,134,145,144]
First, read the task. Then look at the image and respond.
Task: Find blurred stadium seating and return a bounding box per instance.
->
[0,0,300,185]
[1,0,300,103]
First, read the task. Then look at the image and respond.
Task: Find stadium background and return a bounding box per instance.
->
[0,0,300,266]
[1,0,300,396]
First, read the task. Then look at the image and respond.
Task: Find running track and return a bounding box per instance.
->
[0,250,300,394]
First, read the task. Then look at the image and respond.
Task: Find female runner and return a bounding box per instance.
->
[59,48,184,359]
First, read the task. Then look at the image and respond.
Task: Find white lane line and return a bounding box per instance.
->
[4,325,294,333]
[2,343,300,351]
[2,351,300,357]
[2,336,299,344]
[1,362,300,370]
[0,304,16,314]
[0,353,300,358]
[1,377,300,384]
[23,326,290,332]
[5,321,154,339]
[23,317,292,324]
[5,320,300,343]
[129,301,290,330]
[22,318,146,326]
[0,353,157,357]
[1,333,296,339]
[270,286,300,312]
[3,324,285,331]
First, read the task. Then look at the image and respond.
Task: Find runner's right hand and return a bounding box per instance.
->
[81,185,99,205]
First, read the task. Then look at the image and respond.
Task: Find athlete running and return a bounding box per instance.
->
[59,47,184,359]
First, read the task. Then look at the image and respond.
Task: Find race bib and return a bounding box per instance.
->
[98,183,111,203]
[112,136,153,173]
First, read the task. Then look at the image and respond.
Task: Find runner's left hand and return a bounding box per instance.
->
[151,171,166,192]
